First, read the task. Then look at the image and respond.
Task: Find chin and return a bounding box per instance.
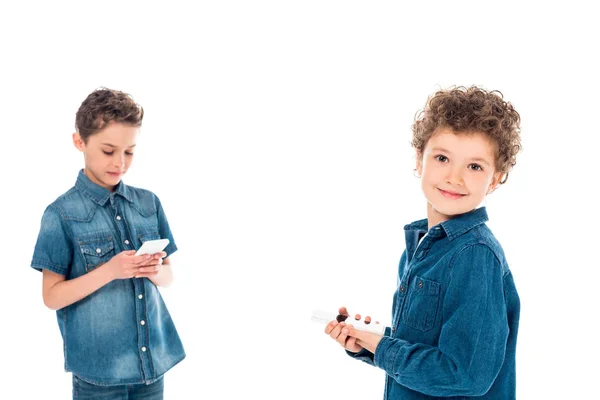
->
[429,199,469,217]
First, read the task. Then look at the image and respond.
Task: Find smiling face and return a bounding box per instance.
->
[416,128,503,228]
[73,122,140,191]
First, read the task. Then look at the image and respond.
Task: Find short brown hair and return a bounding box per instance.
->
[75,87,144,142]
[411,86,521,184]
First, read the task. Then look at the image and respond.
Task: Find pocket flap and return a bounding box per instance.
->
[79,237,115,257]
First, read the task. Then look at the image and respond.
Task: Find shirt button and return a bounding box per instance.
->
[138,294,143,299]
[400,286,405,292]
[116,216,121,220]
[96,248,102,254]
[141,347,147,352]
[418,281,423,288]
[140,320,145,326]
[124,240,130,245]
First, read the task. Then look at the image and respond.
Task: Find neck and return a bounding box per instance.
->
[426,202,449,230]
[83,168,117,192]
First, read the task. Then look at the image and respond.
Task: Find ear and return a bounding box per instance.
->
[415,152,423,176]
[487,172,503,194]
[73,132,85,151]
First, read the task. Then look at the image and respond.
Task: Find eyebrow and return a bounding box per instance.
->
[101,143,136,148]
[431,147,492,167]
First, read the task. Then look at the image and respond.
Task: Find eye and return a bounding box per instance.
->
[102,151,113,156]
[469,164,483,171]
[435,155,448,162]
[125,152,134,156]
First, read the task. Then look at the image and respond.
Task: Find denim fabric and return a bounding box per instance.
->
[73,374,164,399]
[31,170,185,385]
[349,207,520,399]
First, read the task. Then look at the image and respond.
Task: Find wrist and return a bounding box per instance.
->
[98,261,116,282]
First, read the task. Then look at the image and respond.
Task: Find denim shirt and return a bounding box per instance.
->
[349,207,520,399]
[31,170,186,386]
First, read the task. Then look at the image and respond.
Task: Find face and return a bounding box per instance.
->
[73,122,140,191]
[416,128,502,227]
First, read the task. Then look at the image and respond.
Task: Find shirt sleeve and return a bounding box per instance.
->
[346,326,392,365]
[373,244,509,397]
[30,205,73,276]
[155,195,178,257]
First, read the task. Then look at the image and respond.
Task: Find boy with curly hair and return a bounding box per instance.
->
[325,86,522,399]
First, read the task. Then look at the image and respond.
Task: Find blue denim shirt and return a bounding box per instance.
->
[31,170,186,386]
[349,207,520,399]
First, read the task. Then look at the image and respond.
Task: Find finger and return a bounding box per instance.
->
[329,322,345,340]
[346,335,358,350]
[338,306,349,317]
[140,259,161,268]
[139,264,162,273]
[335,326,349,346]
[343,325,381,343]
[336,314,348,323]
[324,320,338,335]
[365,316,371,325]
[133,254,154,264]
[134,271,159,278]
[354,313,361,322]
[342,324,365,340]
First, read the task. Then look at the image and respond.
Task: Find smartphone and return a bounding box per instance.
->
[135,238,170,256]
[311,309,386,335]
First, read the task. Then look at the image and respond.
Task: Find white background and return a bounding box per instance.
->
[2,1,599,399]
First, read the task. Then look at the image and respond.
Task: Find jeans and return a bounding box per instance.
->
[72,375,164,399]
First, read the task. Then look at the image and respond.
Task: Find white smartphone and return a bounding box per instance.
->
[135,238,170,256]
[311,309,387,335]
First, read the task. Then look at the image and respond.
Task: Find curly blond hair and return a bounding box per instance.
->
[411,86,521,184]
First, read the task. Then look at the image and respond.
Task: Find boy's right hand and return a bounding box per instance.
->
[324,306,368,353]
[103,250,154,280]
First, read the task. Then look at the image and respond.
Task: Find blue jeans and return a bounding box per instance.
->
[72,375,164,400]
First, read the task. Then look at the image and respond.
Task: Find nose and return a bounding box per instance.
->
[113,153,125,169]
[445,165,464,186]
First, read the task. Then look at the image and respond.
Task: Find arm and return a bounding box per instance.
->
[345,244,509,397]
[42,251,155,310]
[42,266,114,310]
[144,256,174,287]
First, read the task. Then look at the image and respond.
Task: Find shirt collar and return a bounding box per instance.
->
[75,169,133,206]
[404,206,489,241]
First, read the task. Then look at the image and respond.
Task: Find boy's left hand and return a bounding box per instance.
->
[342,324,383,354]
[134,251,167,278]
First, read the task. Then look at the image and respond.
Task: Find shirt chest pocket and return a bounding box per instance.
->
[402,275,441,332]
[137,230,160,244]
[78,236,116,272]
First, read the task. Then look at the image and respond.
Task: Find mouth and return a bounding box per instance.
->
[107,171,123,178]
[437,188,467,199]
